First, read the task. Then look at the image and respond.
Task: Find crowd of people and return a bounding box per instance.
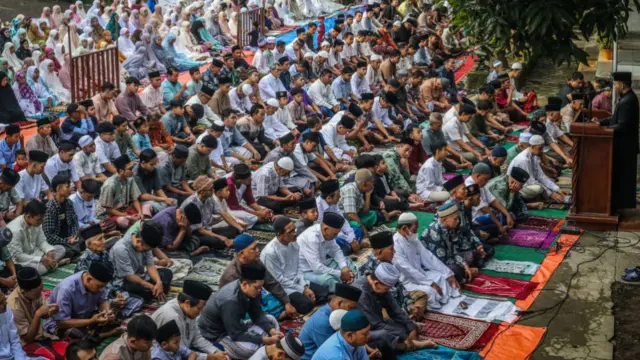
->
[0,0,626,359]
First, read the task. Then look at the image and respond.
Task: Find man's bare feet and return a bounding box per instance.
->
[527,202,545,210]
[191,246,210,256]
[411,339,437,349]
[58,258,71,266]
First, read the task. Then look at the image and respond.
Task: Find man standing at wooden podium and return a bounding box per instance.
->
[597,72,639,210]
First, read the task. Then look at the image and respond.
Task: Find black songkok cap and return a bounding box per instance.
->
[241,263,267,281]
[37,117,51,127]
[510,166,530,184]
[443,175,464,192]
[298,197,317,211]
[89,261,114,283]
[0,168,20,186]
[156,320,181,343]
[183,280,213,300]
[17,267,41,290]
[273,216,292,234]
[335,283,362,302]
[201,86,215,96]
[113,155,131,171]
[361,92,374,101]
[348,102,363,117]
[80,223,103,240]
[218,76,232,85]
[234,163,251,179]
[211,58,224,67]
[322,211,345,229]
[612,72,632,82]
[172,144,189,158]
[370,231,394,249]
[529,120,546,135]
[140,220,163,248]
[320,179,340,197]
[29,150,49,163]
[148,70,161,79]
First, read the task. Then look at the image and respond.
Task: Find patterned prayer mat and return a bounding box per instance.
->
[504,229,558,249]
[463,274,538,300]
[279,317,305,337]
[351,247,373,265]
[252,222,275,232]
[418,313,499,350]
[482,259,540,275]
[246,229,275,248]
[435,295,520,323]
[180,257,232,292]
[519,216,560,231]
[42,264,77,290]
[283,206,302,219]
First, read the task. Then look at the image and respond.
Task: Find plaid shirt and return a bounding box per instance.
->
[357,254,409,308]
[382,150,411,193]
[251,162,286,198]
[339,182,364,214]
[42,199,79,246]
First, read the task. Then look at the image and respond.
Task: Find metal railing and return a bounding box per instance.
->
[68,37,120,103]
[237,7,265,48]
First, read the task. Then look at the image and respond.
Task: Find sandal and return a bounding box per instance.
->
[622,268,640,282]
[624,266,640,274]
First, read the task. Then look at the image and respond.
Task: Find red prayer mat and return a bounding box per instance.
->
[464,274,539,300]
[519,216,560,231]
[280,317,305,337]
[418,313,499,350]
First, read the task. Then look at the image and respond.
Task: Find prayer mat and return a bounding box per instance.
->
[252,222,275,232]
[482,259,540,275]
[42,264,77,290]
[245,229,275,247]
[529,208,568,218]
[180,257,232,292]
[519,216,559,231]
[463,274,538,300]
[435,294,520,323]
[504,229,558,249]
[351,247,373,265]
[398,346,483,360]
[443,173,468,180]
[279,317,305,337]
[283,206,302,219]
[418,313,499,350]
[504,135,519,143]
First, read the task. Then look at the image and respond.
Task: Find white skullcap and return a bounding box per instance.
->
[393,21,401,27]
[241,84,253,96]
[316,51,329,58]
[267,36,276,43]
[266,98,279,107]
[493,60,502,68]
[277,157,294,171]
[304,52,315,58]
[374,262,400,287]
[529,134,545,146]
[329,309,348,330]
[519,132,532,143]
[511,62,523,70]
[321,41,330,47]
[258,38,267,46]
[78,135,94,148]
[370,54,382,61]
[213,120,224,127]
[397,212,418,225]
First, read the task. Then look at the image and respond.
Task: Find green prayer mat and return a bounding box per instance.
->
[480,245,548,281]
[42,264,77,290]
[529,208,568,219]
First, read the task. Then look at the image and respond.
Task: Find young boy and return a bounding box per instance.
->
[198,120,229,175]
[114,115,140,159]
[79,99,98,132]
[13,149,27,172]
[294,131,335,184]
[131,118,152,161]
[211,177,252,233]
[416,142,450,202]
[372,154,424,212]
[95,122,121,176]
[96,155,144,230]
[69,178,101,231]
[316,179,363,255]
[0,124,22,170]
[185,66,202,99]
[302,117,348,174]
[295,197,318,236]
[152,320,197,360]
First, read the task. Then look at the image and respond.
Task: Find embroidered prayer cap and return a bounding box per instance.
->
[80,223,102,240]
[304,51,315,58]
[370,54,382,61]
[374,262,400,287]
[299,197,317,211]
[370,231,394,249]
[321,179,340,197]
[148,70,161,79]
[339,115,355,129]
[267,36,276,44]
[89,261,114,283]
[213,178,228,192]
[78,135,94,148]
[266,98,279,108]
[322,211,345,229]
[156,320,181,343]
[0,168,19,186]
[341,309,370,332]
[276,91,288,99]
[97,121,115,133]
[529,134,545,146]
[437,201,458,218]
[240,263,266,281]
[316,51,329,58]
[519,132,532,143]
[329,309,348,330]
[443,174,464,192]
[335,283,362,302]
[545,96,562,112]
[397,212,418,226]
[612,72,632,82]
[491,146,507,158]
[218,76,232,85]
[183,203,202,225]
[233,163,252,179]
[113,155,132,171]
[183,280,213,300]
[273,216,293,234]
[58,140,77,151]
[472,162,491,175]
[37,117,51,128]
[29,150,50,164]
[277,157,295,171]
[348,102,363,117]
[361,92,374,101]
[234,234,256,252]
[140,220,164,248]
[281,332,305,360]
[466,184,480,196]
[511,62,523,70]
[241,83,254,96]
[201,85,215,96]
[510,166,530,184]
[17,267,41,290]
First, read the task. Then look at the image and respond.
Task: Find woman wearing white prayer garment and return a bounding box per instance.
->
[39,59,71,103]
[118,28,136,57]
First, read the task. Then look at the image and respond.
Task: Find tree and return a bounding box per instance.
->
[448,0,640,65]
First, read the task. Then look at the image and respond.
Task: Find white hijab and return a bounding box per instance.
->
[46,30,59,50]
[118,28,135,57]
[39,59,71,103]
[63,24,80,54]
[76,1,87,19]
[175,22,197,54]
[55,43,65,65]
[2,43,22,69]
[32,50,43,68]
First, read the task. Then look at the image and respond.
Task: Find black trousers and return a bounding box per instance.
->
[256,189,303,214]
[208,226,239,241]
[121,268,173,302]
[288,282,330,315]
[192,232,230,251]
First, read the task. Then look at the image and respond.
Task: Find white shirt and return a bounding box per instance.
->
[442,117,470,151]
[342,43,358,59]
[308,79,339,108]
[297,223,348,277]
[258,73,286,102]
[44,154,80,183]
[350,73,370,100]
[392,231,454,285]
[94,137,122,172]
[263,113,291,141]
[316,196,355,243]
[260,237,308,294]
[328,49,342,67]
[416,157,444,199]
[371,96,393,127]
[73,151,102,178]
[187,94,221,126]
[292,143,316,178]
[328,111,346,126]
[442,106,458,124]
[7,215,55,268]
[252,49,269,74]
[507,148,560,196]
[228,87,253,114]
[321,124,349,157]
[465,175,497,219]
[15,169,49,202]
[545,118,564,142]
[140,85,164,113]
[365,65,382,85]
[275,106,295,130]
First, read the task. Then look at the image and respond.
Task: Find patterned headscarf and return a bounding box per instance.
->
[15,70,42,112]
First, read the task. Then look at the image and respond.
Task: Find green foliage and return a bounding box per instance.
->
[450,0,640,65]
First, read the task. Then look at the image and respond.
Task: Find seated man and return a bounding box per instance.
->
[298,284,362,360]
[220,234,297,320]
[381,140,413,195]
[355,263,434,356]
[311,309,370,360]
[252,157,301,214]
[185,135,218,181]
[109,219,173,302]
[0,289,37,360]
[134,149,175,215]
[69,179,103,232]
[297,212,356,292]
[74,135,108,184]
[507,132,531,165]
[480,146,507,179]
[95,122,122,176]
[25,118,58,158]
[43,262,120,340]
[295,198,318,236]
[263,99,291,143]
[507,135,566,203]
[392,212,461,310]
[158,145,193,204]
[236,104,275,159]
[340,169,384,240]
[251,332,305,360]
[262,217,329,316]
[198,263,283,360]
[115,77,150,121]
[321,116,357,164]
[316,180,361,256]
[294,132,336,185]
[99,315,156,360]
[43,140,80,189]
[0,168,23,226]
[422,113,471,173]
[528,116,570,170]
[8,267,68,359]
[96,155,145,230]
[220,110,261,165]
[7,200,67,275]
[421,202,489,283]
[15,151,52,205]
[43,175,80,257]
[226,164,272,225]
[486,166,531,223]
[264,133,317,192]
[372,154,424,212]
[162,100,196,146]
[151,280,228,360]
[442,103,489,163]
[0,124,22,170]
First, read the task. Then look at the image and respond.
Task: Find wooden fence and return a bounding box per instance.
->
[68,42,120,103]
[237,7,266,48]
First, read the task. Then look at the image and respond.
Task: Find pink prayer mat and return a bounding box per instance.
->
[519,216,560,231]
[505,229,559,248]
[463,274,539,300]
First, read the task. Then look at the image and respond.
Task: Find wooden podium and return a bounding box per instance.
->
[567,122,619,230]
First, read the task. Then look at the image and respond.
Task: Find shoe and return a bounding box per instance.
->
[622,268,640,282]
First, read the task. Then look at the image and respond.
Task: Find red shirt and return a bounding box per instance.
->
[496,88,509,108]
[225,175,256,211]
[408,143,428,175]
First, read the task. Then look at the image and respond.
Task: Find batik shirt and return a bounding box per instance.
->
[357,254,410,308]
[421,220,474,268]
[382,150,411,193]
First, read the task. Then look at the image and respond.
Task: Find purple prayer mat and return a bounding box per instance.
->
[519,216,560,231]
[505,229,559,249]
